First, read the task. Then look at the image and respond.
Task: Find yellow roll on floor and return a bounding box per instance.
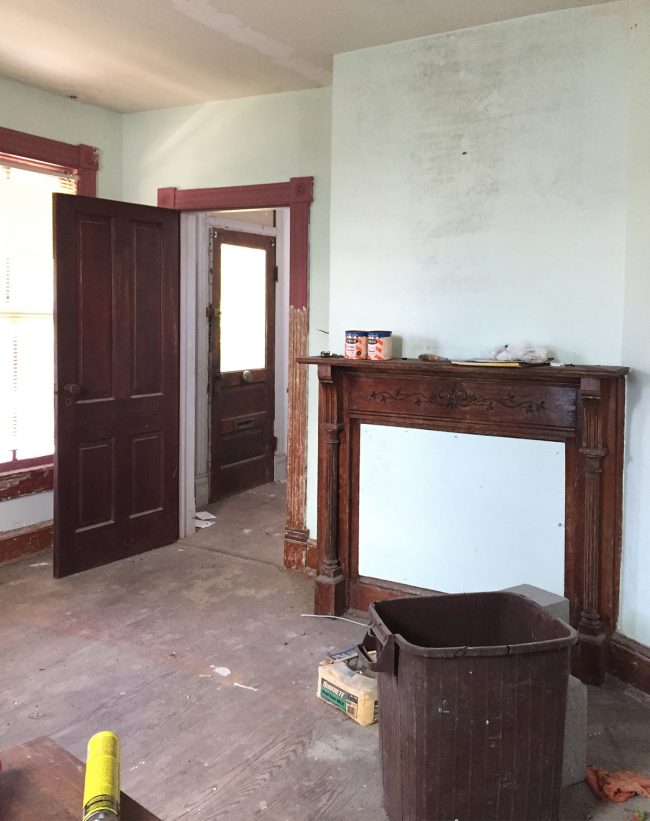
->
[82,731,120,821]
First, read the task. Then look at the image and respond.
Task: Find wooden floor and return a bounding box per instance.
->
[2,483,650,820]
[1,484,384,820]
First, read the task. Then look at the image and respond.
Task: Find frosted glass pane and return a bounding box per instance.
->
[358,425,565,595]
[219,244,267,372]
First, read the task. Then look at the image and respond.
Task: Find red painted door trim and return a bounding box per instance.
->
[157,178,312,310]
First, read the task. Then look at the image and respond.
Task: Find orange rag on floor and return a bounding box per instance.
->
[586,766,650,802]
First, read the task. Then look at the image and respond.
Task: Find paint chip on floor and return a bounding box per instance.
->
[211,666,231,677]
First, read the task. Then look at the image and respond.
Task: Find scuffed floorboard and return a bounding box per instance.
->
[0,488,383,820]
[2,486,650,819]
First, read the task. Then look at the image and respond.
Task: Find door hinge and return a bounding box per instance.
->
[274,265,279,282]
[206,303,217,319]
[273,435,278,452]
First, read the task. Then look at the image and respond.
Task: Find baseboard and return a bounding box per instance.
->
[284,526,311,572]
[305,538,318,571]
[274,454,287,483]
[610,631,650,696]
[0,521,53,564]
[195,473,209,509]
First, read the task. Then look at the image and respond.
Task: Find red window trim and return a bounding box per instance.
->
[0,126,98,196]
[0,453,53,473]
[0,464,53,502]
[0,127,98,482]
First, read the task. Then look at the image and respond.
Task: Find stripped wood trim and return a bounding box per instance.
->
[610,631,650,696]
[285,306,309,545]
[0,522,53,564]
[305,538,318,571]
[283,530,317,573]
[284,538,307,571]
[0,465,53,501]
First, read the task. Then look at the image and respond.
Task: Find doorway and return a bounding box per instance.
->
[162,177,312,569]
[191,209,290,512]
[209,228,276,501]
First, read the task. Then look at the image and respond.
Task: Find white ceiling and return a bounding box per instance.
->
[1,0,611,113]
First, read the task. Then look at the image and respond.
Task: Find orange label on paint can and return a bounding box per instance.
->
[345,331,368,359]
[368,331,393,361]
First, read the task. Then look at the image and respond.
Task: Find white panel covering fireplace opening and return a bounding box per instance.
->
[358,425,565,595]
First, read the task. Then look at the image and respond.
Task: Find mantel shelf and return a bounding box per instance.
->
[298,356,629,381]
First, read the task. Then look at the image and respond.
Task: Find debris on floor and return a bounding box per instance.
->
[194,511,217,528]
[317,645,378,726]
[585,765,650,802]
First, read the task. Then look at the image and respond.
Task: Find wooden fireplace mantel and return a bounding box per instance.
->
[299,356,628,684]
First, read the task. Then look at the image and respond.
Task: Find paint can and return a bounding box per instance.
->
[345,330,368,360]
[368,331,393,361]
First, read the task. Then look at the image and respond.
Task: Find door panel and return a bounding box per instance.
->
[210,230,275,501]
[54,194,179,577]
[78,218,113,397]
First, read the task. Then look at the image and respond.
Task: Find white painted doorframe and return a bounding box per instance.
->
[178,212,198,538]
[178,210,290,537]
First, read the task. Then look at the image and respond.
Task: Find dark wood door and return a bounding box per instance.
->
[53,194,179,577]
[210,230,276,501]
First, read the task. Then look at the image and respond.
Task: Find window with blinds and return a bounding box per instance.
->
[0,162,77,471]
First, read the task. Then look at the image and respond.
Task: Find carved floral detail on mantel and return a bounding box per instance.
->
[368,387,546,414]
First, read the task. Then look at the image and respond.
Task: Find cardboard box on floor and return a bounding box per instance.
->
[317,645,378,726]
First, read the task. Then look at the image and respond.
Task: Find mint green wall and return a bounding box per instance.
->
[619,0,650,643]
[121,90,330,330]
[0,76,123,199]
[122,87,332,533]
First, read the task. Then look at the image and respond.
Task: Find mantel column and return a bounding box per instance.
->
[314,364,346,615]
[574,376,608,683]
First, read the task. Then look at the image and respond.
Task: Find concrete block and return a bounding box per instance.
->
[500,584,586,787]
[501,583,570,624]
[562,674,588,787]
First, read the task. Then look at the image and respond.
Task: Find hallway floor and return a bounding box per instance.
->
[1,483,650,819]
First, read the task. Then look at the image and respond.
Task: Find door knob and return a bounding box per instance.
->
[242,370,253,384]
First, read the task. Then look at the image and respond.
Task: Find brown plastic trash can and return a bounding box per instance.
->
[362,592,577,821]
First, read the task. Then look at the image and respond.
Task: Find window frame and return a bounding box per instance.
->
[0,127,98,479]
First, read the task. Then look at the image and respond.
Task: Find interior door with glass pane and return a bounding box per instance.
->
[210,230,276,501]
